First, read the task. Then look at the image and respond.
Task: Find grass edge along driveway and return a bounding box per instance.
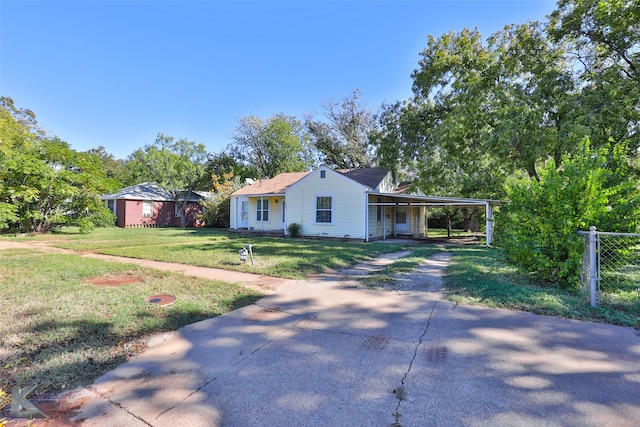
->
[0,248,262,402]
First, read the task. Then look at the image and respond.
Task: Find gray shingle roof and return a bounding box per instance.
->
[336,167,389,189]
[102,182,203,201]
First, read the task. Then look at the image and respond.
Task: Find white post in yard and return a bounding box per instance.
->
[589,226,598,307]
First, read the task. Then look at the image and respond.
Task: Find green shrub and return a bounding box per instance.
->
[287,222,302,238]
[89,205,117,228]
[496,139,640,289]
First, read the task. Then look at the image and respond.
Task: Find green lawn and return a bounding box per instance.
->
[0,247,261,399]
[9,227,408,279]
[444,247,640,329]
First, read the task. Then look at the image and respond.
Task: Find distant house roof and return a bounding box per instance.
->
[231,171,311,197]
[336,167,389,189]
[394,181,414,194]
[102,182,204,202]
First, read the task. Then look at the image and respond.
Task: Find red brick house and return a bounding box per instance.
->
[102,182,209,228]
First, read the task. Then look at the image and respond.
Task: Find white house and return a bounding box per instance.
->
[229,166,500,245]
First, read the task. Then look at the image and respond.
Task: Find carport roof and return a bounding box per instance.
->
[368,191,501,208]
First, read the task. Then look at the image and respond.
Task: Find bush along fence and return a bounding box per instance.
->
[578,226,640,307]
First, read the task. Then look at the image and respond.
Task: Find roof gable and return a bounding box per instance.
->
[231,171,311,196]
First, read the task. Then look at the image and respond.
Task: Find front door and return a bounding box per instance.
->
[239,198,249,228]
[395,206,409,234]
[280,201,286,230]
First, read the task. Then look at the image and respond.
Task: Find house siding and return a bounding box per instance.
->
[375,172,396,193]
[286,169,366,239]
[230,197,238,229]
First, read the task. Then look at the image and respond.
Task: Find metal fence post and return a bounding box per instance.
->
[589,226,597,307]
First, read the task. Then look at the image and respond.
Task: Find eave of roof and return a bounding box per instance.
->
[231,171,310,196]
[368,191,501,207]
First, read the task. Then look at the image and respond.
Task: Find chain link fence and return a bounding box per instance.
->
[578,227,640,306]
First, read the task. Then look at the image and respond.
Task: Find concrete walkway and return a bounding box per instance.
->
[2,241,640,426]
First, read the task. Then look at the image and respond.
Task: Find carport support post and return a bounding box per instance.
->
[589,226,598,307]
[485,202,493,248]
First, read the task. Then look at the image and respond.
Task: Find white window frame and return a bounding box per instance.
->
[106,199,116,215]
[315,195,334,225]
[257,199,270,222]
[175,203,182,218]
[142,200,153,217]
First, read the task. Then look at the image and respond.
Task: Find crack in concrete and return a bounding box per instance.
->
[86,386,154,427]
[151,305,309,422]
[392,300,437,426]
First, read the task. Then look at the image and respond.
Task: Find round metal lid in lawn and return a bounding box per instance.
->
[147,294,176,307]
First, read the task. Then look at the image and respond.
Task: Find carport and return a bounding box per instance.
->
[365,193,501,247]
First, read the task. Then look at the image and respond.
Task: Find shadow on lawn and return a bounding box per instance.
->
[1,293,262,400]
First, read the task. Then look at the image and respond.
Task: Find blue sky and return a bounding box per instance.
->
[1,1,556,160]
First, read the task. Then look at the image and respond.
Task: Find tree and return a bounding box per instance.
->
[229,114,314,178]
[86,146,126,187]
[0,98,115,233]
[126,134,208,228]
[198,171,241,227]
[306,89,377,169]
[389,23,576,183]
[373,7,640,285]
[205,150,259,185]
[549,0,640,160]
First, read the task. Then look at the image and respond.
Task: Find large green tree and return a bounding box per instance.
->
[549,0,640,160]
[86,146,126,187]
[305,89,377,169]
[125,134,208,228]
[229,114,314,178]
[373,1,640,285]
[0,97,115,233]
[375,22,575,193]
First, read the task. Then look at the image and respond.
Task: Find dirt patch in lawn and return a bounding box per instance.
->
[84,274,142,287]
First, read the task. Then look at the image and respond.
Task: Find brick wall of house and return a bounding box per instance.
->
[116,199,203,227]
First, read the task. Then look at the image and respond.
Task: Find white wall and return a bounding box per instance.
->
[286,168,366,239]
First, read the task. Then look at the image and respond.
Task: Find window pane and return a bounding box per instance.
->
[396,212,407,224]
[263,200,269,209]
[317,197,331,209]
[316,210,331,223]
[263,211,269,221]
[143,201,153,216]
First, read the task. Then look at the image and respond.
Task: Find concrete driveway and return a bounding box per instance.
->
[63,252,640,427]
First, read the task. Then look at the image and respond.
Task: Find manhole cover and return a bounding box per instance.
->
[147,294,176,307]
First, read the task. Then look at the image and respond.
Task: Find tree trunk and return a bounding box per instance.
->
[462,208,475,232]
